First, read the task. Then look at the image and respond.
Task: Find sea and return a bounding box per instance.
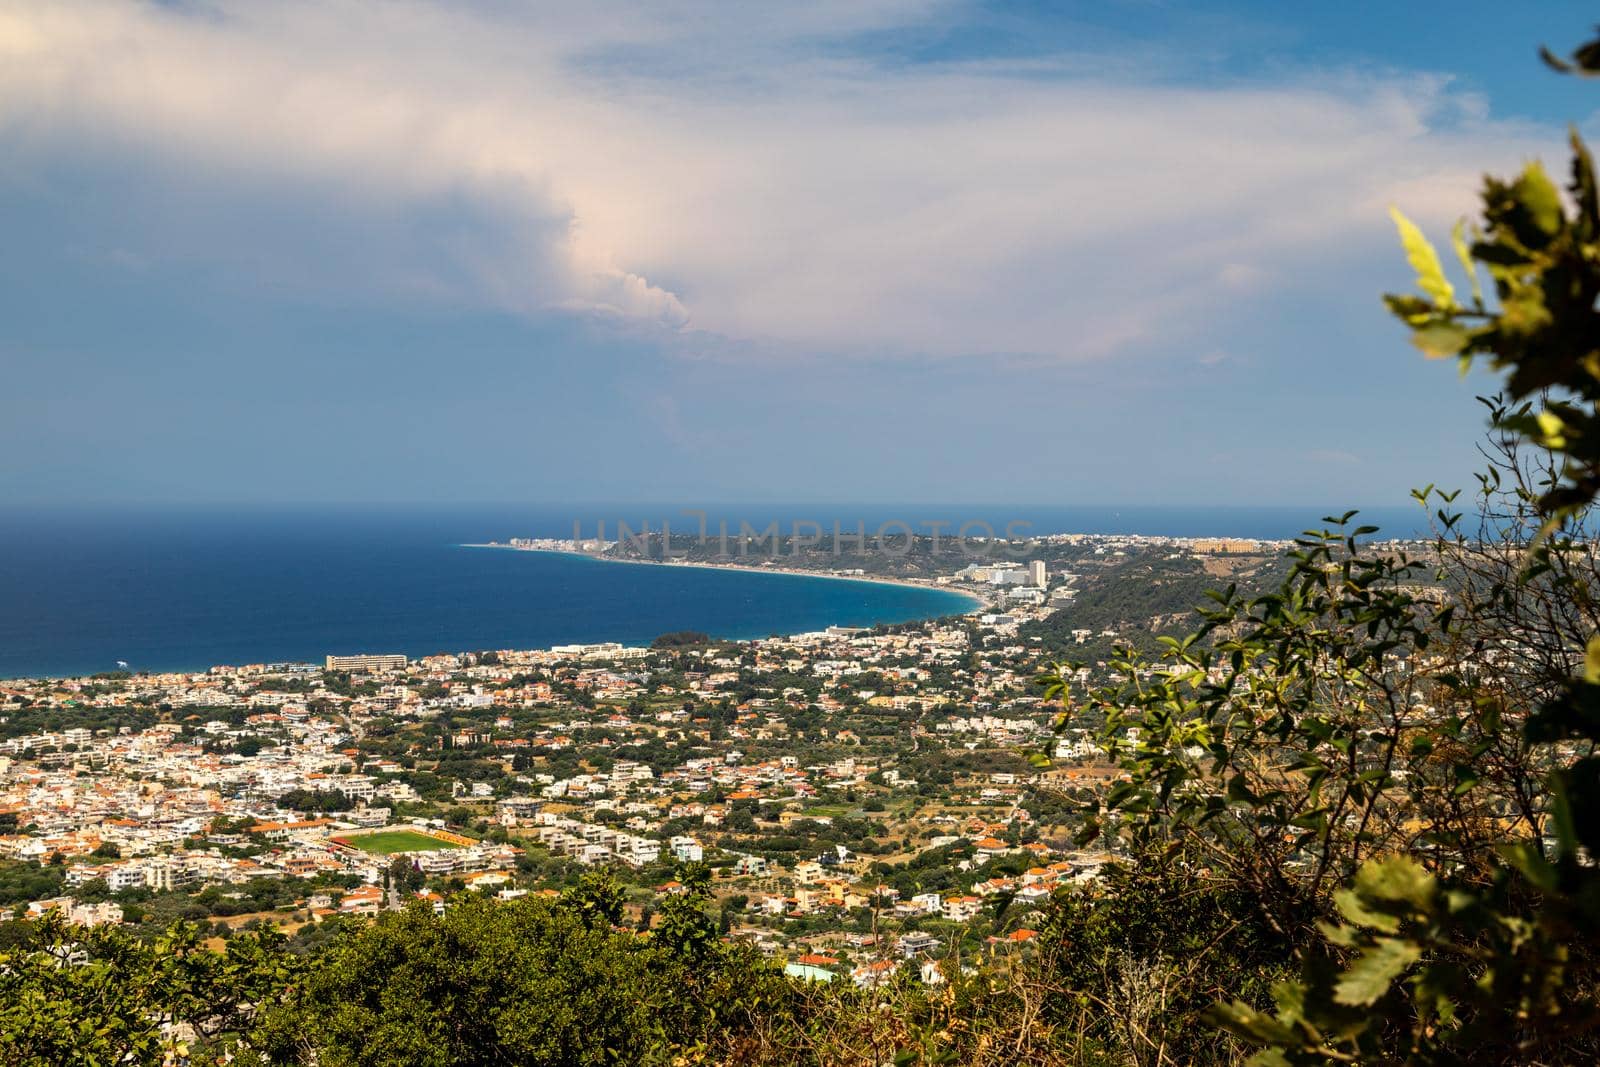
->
[0,503,1423,679]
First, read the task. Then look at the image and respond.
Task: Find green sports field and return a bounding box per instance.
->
[339,829,466,854]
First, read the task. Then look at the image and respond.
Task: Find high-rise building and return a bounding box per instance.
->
[1028,560,1047,587]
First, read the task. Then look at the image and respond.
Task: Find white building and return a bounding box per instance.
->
[325,653,408,673]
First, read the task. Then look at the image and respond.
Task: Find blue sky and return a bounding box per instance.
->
[1,1,1596,508]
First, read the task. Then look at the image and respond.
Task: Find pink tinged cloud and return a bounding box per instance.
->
[0,0,1567,362]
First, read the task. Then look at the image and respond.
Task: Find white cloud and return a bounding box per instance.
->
[0,0,1566,361]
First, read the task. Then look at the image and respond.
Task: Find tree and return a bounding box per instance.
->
[652,631,711,649]
[654,863,717,961]
[388,856,424,896]
[561,870,625,929]
[277,789,354,814]
[73,877,111,904]
[1068,29,1600,1064]
[0,916,294,1065]
[249,889,794,1066]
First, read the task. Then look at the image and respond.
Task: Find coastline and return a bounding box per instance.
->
[459,543,990,617]
[1,548,987,682]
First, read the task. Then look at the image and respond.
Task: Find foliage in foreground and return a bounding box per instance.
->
[2,859,1304,1067]
[1032,28,1600,1064]
[0,869,794,1066]
[1229,30,1600,1062]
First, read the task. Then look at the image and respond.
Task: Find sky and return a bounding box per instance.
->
[1,1,1597,509]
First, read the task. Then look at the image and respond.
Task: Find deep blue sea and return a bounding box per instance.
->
[0,503,1422,679]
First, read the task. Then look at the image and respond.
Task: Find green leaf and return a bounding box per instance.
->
[1583,634,1600,684]
[1245,1051,1293,1067]
[1450,219,1483,307]
[1511,162,1563,241]
[1541,43,1576,74]
[1409,321,1470,358]
[1333,888,1400,933]
[1570,128,1599,235]
[1383,292,1434,325]
[1333,937,1421,1006]
[1390,206,1456,310]
[1500,841,1558,892]
[1208,1000,1298,1046]
[1352,854,1437,910]
[1536,410,1569,448]
[1549,771,1579,860]
[1226,774,1261,807]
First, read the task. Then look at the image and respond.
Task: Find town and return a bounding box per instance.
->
[0,532,1309,988]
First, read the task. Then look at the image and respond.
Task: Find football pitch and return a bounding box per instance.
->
[340,829,466,854]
